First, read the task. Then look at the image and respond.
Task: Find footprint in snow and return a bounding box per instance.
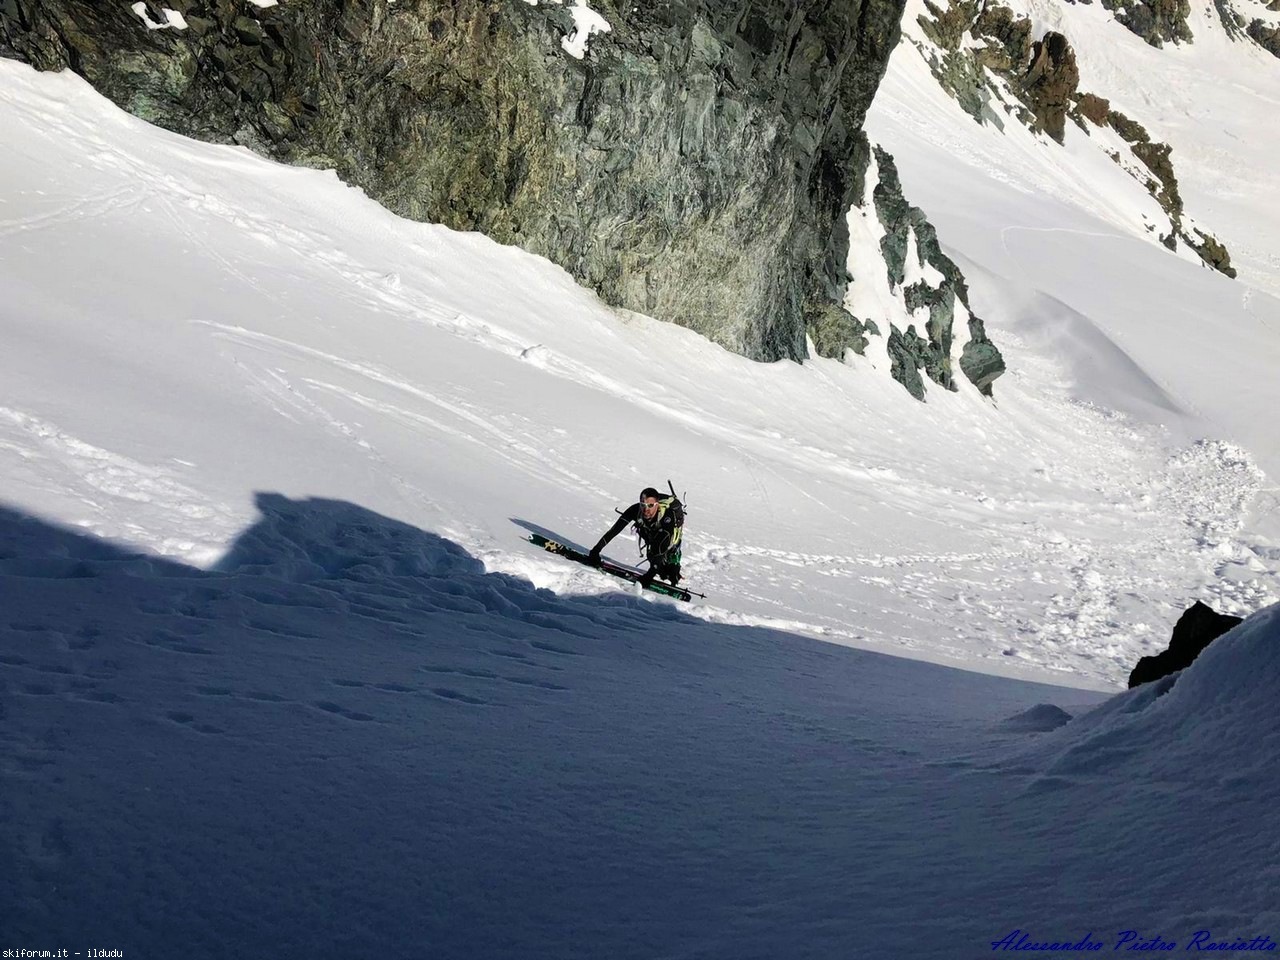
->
[34,817,72,870]
[72,689,125,704]
[501,676,568,691]
[166,712,224,735]
[141,631,216,656]
[68,626,101,650]
[313,701,376,722]
[429,688,489,706]
[528,641,582,657]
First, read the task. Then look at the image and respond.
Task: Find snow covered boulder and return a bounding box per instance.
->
[1127,600,1244,688]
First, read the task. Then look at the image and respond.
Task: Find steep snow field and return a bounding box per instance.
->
[3,61,1277,688]
[2,24,1279,957]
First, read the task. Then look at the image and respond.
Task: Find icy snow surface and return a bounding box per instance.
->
[1,27,1279,956]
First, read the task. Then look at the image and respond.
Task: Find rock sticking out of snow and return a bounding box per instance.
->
[1128,599,1244,688]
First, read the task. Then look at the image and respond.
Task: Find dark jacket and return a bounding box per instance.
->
[594,496,684,562]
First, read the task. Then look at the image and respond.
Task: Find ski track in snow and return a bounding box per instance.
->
[0,407,239,563]
[0,186,142,237]
[199,321,616,501]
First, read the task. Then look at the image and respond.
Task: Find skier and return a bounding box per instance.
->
[588,487,684,587]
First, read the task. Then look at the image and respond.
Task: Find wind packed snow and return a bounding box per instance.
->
[2,15,1280,954]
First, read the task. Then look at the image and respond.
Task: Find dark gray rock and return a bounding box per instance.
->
[959,317,1005,396]
[886,324,930,400]
[1,0,909,367]
[973,2,1033,70]
[868,147,1004,396]
[914,1,1030,129]
[1211,0,1247,39]
[1247,18,1280,57]
[1185,229,1237,279]
[1128,600,1244,688]
[1021,31,1078,143]
[915,12,1077,143]
[1099,0,1193,47]
[808,302,872,361]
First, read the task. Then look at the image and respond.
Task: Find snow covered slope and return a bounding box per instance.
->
[2,60,1276,690]
[3,25,1280,955]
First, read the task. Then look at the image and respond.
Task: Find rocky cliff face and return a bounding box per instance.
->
[1,0,913,369]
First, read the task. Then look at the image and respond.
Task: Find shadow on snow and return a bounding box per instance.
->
[0,493,1099,959]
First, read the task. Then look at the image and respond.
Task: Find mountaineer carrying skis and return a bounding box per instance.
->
[588,487,684,587]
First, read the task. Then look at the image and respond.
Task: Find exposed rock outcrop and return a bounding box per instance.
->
[1021,32,1079,143]
[851,146,1005,398]
[972,1,1033,71]
[1104,107,1237,277]
[1098,0,1193,47]
[0,0,914,372]
[1185,229,1237,278]
[1247,18,1280,57]
[1075,91,1110,126]
[959,316,1006,396]
[916,5,1080,142]
[917,0,1032,130]
[1128,600,1244,688]
[806,137,1005,399]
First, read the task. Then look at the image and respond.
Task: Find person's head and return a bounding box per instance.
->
[639,487,661,519]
